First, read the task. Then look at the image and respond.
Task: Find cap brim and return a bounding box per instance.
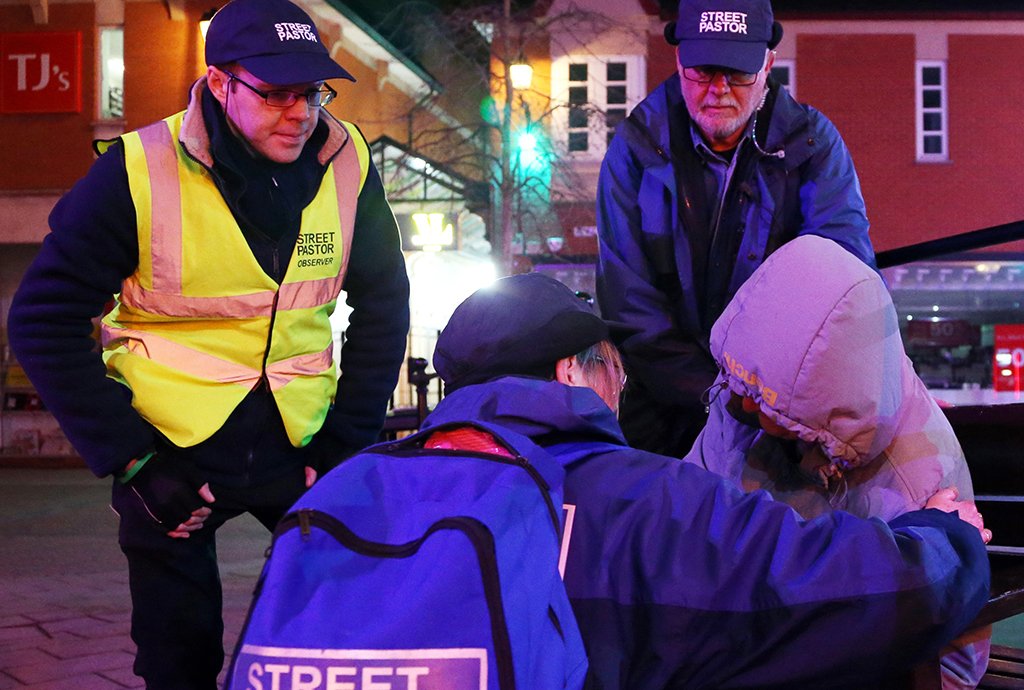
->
[677,38,766,73]
[240,53,356,85]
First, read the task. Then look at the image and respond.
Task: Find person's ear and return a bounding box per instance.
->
[207,66,230,106]
[554,356,583,386]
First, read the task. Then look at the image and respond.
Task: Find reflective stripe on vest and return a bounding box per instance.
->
[102,111,365,447]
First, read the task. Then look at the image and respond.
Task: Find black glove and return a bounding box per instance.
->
[307,431,359,476]
[124,452,207,531]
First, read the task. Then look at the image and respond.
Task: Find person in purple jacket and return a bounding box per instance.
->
[423,272,990,689]
[685,234,990,688]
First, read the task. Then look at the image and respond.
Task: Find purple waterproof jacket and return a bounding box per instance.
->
[688,234,973,519]
[685,234,985,687]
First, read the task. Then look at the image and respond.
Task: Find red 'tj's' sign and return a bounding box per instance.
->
[1,31,82,114]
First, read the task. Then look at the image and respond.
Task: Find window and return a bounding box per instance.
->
[770,58,795,99]
[568,63,588,152]
[552,54,646,159]
[99,26,124,119]
[604,62,628,147]
[916,60,948,162]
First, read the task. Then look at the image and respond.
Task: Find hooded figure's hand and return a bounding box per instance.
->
[926,487,992,544]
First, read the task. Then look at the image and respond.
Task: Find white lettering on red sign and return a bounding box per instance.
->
[6,53,70,92]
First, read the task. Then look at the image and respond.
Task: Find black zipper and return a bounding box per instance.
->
[257,247,281,390]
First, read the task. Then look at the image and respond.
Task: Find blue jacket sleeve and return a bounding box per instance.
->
[6,145,157,477]
[312,158,410,466]
[796,111,877,271]
[565,452,990,688]
[595,134,718,406]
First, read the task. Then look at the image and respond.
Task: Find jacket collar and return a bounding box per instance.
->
[761,84,811,168]
[422,377,627,451]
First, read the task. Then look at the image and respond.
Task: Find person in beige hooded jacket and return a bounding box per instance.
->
[684,234,989,688]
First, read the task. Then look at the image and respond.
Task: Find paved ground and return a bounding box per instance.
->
[0,467,269,689]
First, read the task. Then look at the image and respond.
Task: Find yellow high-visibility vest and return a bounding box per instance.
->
[102,110,369,448]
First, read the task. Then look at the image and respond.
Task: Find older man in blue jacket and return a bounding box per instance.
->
[597,0,875,458]
[425,273,989,689]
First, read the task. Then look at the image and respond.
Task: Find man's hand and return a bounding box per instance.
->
[167,483,216,539]
[926,487,992,544]
[124,453,215,538]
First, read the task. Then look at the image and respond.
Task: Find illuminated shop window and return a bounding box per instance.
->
[100,26,124,119]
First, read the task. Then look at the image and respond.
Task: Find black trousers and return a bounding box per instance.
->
[618,380,709,460]
[110,470,307,690]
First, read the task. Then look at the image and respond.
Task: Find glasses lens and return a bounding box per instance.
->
[683,67,713,83]
[316,86,336,107]
[301,88,334,107]
[683,67,757,86]
[265,90,298,107]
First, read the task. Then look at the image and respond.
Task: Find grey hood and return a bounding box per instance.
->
[693,235,972,520]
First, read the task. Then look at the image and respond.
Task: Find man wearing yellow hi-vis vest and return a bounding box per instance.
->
[6,0,410,686]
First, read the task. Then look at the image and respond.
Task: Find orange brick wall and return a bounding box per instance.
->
[123,2,207,132]
[0,3,98,190]
[647,31,677,92]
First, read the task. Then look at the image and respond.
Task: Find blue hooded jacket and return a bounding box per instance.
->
[422,376,989,689]
[597,75,875,408]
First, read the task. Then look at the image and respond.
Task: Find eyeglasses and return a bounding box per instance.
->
[682,66,760,87]
[224,70,336,108]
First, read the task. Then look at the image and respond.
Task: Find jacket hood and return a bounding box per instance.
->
[710,235,908,469]
[421,376,626,450]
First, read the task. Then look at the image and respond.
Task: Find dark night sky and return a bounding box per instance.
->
[342,0,1024,70]
[424,0,1024,12]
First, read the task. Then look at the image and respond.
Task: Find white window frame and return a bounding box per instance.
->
[550,54,646,161]
[770,58,796,99]
[916,60,948,163]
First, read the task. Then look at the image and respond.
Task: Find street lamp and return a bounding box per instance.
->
[509,61,533,90]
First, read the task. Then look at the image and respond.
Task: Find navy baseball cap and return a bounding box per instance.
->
[434,273,632,393]
[205,0,355,85]
[668,0,779,74]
